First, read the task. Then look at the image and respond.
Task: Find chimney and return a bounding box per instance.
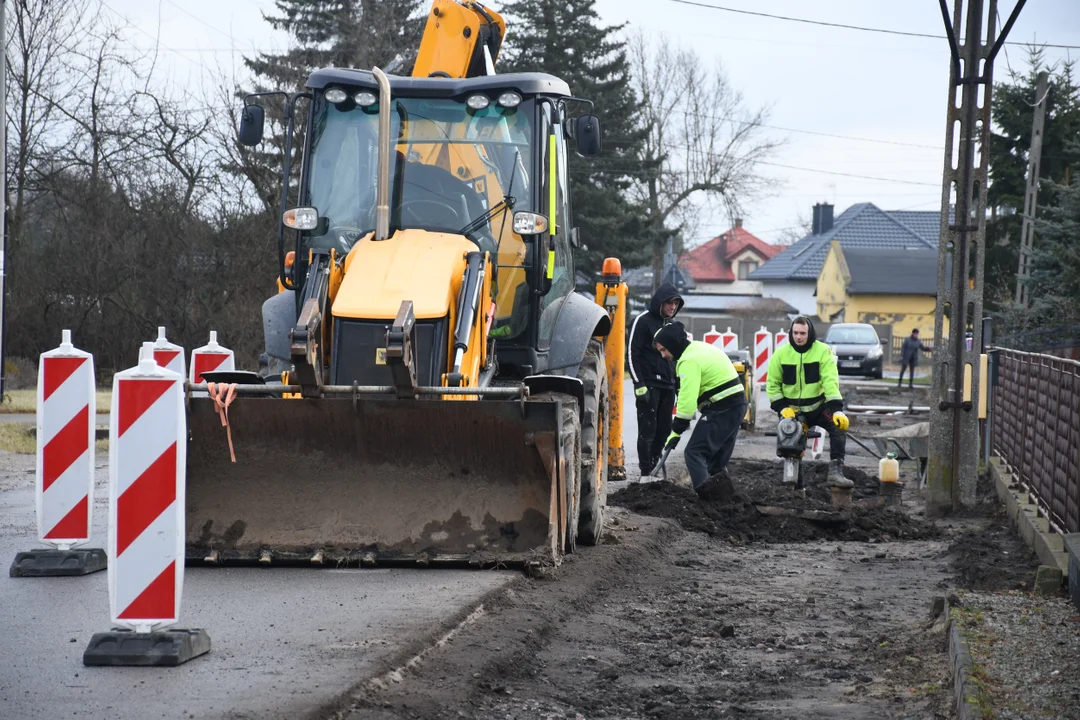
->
[812,203,834,235]
[734,218,743,228]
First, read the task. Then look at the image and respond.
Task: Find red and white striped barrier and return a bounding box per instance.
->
[775,329,789,349]
[108,354,186,633]
[720,327,738,355]
[754,327,772,385]
[703,325,721,346]
[152,326,186,379]
[191,331,235,386]
[37,330,95,548]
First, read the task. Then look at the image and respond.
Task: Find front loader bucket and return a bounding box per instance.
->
[185,396,572,568]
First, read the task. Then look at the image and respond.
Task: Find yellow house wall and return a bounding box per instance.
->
[816,247,849,321]
[846,294,940,340]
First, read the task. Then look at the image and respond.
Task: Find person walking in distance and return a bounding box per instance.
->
[898,328,931,389]
[653,321,747,500]
[766,316,852,487]
[628,283,683,477]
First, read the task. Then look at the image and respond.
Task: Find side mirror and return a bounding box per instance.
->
[239,104,265,146]
[570,227,581,248]
[575,114,601,156]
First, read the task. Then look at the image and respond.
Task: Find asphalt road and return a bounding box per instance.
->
[0,453,515,720]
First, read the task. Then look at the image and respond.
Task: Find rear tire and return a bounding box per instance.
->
[560,402,581,554]
[576,339,609,546]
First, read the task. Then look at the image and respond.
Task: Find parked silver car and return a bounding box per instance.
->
[824,323,885,379]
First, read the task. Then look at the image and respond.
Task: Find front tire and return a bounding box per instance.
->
[576,339,609,546]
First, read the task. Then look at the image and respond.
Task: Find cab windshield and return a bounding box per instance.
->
[305,93,535,338]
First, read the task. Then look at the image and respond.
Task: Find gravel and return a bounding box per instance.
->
[952,589,1080,719]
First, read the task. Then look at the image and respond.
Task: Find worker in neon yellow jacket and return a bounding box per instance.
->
[653,321,747,500]
[766,316,852,488]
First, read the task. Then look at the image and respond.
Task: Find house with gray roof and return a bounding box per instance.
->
[749,202,942,315]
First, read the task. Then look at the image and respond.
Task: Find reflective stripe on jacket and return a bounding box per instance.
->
[674,342,744,420]
[765,340,843,413]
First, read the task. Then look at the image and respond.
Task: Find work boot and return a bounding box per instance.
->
[828,459,853,488]
[696,470,735,503]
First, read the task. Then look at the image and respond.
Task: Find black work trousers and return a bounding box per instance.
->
[801,407,846,462]
[684,400,747,489]
[897,358,917,387]
[636,387,675,473]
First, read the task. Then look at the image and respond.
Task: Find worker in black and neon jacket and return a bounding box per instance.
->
[653,321,747,500]
[628,283,684,476]
[766,316,852,488]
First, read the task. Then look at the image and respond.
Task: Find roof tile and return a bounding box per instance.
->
[750,203,941,282]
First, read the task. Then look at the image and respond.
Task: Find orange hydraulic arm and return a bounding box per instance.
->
[413,0,506,79]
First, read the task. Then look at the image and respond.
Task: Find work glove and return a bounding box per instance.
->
[635,385,649,398]
[671,417,690,435]
[665,432,682,451]
[770,399,788,413]
[831,411,849,431]
[780,407,797,420]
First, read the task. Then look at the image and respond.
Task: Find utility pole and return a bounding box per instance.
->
[928,0,1026,515]
[0,0,7,399]
[1014,70,1050,308]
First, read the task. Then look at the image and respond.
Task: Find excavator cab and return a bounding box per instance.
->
[185,19,618,571]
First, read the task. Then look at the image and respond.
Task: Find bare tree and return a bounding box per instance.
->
[774,212,812,246]
[5,0,96,249]
[628,32,781,269]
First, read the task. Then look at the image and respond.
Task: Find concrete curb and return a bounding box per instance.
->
[988,456,1069,579]
[948,616,982,720]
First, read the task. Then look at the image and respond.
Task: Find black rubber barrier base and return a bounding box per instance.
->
[9,548,107,577]
[83,628,211,667]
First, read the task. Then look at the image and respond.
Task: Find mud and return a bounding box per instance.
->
[334,511,956,720]
[326,449,1033,720]
[609,459,940,544]
[945,472,1040,592]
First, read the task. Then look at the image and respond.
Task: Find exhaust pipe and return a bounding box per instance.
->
[373,66,391,241]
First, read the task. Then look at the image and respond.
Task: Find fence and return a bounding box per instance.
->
[991,348,1080,534]
[996,325,1080,361]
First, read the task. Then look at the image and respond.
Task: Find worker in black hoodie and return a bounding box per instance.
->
[628,283,684,476]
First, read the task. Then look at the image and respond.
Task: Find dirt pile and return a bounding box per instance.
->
[611,458,940,543]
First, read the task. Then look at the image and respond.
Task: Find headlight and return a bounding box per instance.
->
[867,344,883,359]
[466,94,490,110]
[497,91,521,108]
[354,91,377,107]
[283,207,319,230]
[513,212,548,235]
[324,88,348,104]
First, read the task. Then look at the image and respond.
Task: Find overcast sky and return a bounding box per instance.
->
[104,0,1080,246]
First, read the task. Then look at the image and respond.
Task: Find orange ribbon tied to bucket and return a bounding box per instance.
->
[207,382,238,463]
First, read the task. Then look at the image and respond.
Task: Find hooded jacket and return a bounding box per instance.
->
[765,316,843,414]
[901,334,930,364]
[654,322,744,422]
[628,283,684,390]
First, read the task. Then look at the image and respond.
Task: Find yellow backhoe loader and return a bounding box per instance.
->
[184,0,627,571]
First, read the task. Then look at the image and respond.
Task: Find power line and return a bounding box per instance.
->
[163,0,242,45]
[755,161,940,187]
[753,122,942,150]
[97,0,212,70]
[664,0,1080,51]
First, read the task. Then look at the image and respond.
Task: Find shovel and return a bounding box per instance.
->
[647,446,673,481]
